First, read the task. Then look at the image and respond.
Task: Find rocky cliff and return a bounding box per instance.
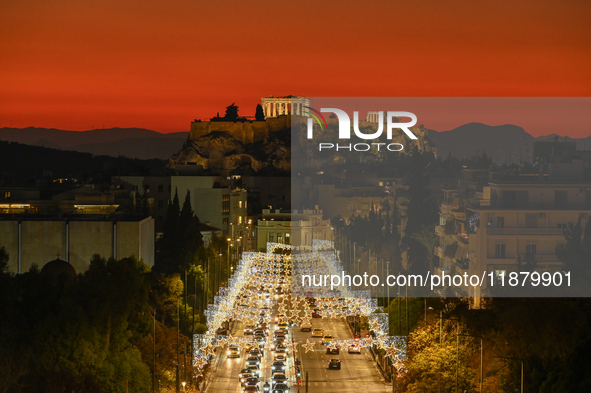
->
[168,119,436,173]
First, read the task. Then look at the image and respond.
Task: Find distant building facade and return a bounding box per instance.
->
[256,208,333,250]
[0,215,154,274]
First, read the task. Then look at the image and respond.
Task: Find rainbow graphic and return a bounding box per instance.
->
[303,106,328,131]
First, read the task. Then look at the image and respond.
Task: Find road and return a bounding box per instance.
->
[205,313,388,392]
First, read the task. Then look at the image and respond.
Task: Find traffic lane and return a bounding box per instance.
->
[293,316,385,392]
[207,320,298,392]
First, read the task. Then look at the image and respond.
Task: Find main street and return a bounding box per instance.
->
[205,312,388,392]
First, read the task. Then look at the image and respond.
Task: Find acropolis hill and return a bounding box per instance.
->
[170,97,436,173]
[189,115,292,144]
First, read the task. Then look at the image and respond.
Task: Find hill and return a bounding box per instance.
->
[0,127,188,160]
[0,140,165,184]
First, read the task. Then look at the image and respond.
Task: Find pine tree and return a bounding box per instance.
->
[255,104,265,121]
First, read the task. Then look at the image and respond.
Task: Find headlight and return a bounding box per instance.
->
[227,350,231,355]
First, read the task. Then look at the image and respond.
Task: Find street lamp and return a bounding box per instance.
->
[181,381,186,391]
[457,334,483,393]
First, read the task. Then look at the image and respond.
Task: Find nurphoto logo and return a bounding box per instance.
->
[305,107,418,151]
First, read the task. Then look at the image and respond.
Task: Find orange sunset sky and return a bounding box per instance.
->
[1,0,590,136]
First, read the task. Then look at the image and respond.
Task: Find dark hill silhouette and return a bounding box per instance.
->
[428,123,535,163]
[0,140,165,183]
[0,127,188,160]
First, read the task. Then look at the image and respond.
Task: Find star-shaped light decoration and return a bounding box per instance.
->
[385,344,400,360]
[303,339,315,353]
[202,342,216,357]
[226,334,238,346]
[327,341,338,351]
[194,356,208,369]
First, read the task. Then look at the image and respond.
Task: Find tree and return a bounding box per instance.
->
[223,103,239,121]
[255,104,265,121]
[410,225,439,272]
[556,217,591,288]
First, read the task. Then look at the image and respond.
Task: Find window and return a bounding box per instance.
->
[497,217,504,228]
[277,234,283,243]
[158,185,163,193]
[269,234,275,242]
[495,244,506,259]
[144,185,150,193]
[555,191,568,209]
[223,218,229,225]
[3,191,10,199]
[526,244,537,256]
[525,213,538,228]
[238,216,242,224]
[239,201,243,208]
[158,200,164,208]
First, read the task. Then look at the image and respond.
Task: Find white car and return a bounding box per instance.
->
[348,344,361,354]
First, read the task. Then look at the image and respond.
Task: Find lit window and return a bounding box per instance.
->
[238,216,242,224]
[4,192,10,199]
[239,201,243,208]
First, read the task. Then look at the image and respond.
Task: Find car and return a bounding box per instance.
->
[348,344,361,354]
[274,345,288,355]
[273,383,289,393]
[248,348,263,359]
[244,325,254,335]
[228,345,240,358]
[328,359,341,370]
[274,314,285,323]
[254,328,266,337]
[239,368,251,381]
[312,309,321,318]
[274,354,287,362]
[300,323,312,332]
[322,335,334,346]
[255,335,266,345]
[246,364,261,377]
[271,361,286,374]
[243,386,259,393]
[326,346,340,355]
[246,356,260,365]
[240,372,255,385]
[245,377,260,389]
[271,338,286,350]
[271,373,288,386]
[278,322,288,330]
[312,328,324,337]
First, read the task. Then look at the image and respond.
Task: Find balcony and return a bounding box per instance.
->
[486,228,564,236]
[435,225,445,237]
[434,246,445,259]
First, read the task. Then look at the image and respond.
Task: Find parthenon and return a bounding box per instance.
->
[261,96,311,118]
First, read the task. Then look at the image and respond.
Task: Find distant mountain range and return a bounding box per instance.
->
[1,124,589,163]
[0,127,189,160]
[427,123,591,164]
